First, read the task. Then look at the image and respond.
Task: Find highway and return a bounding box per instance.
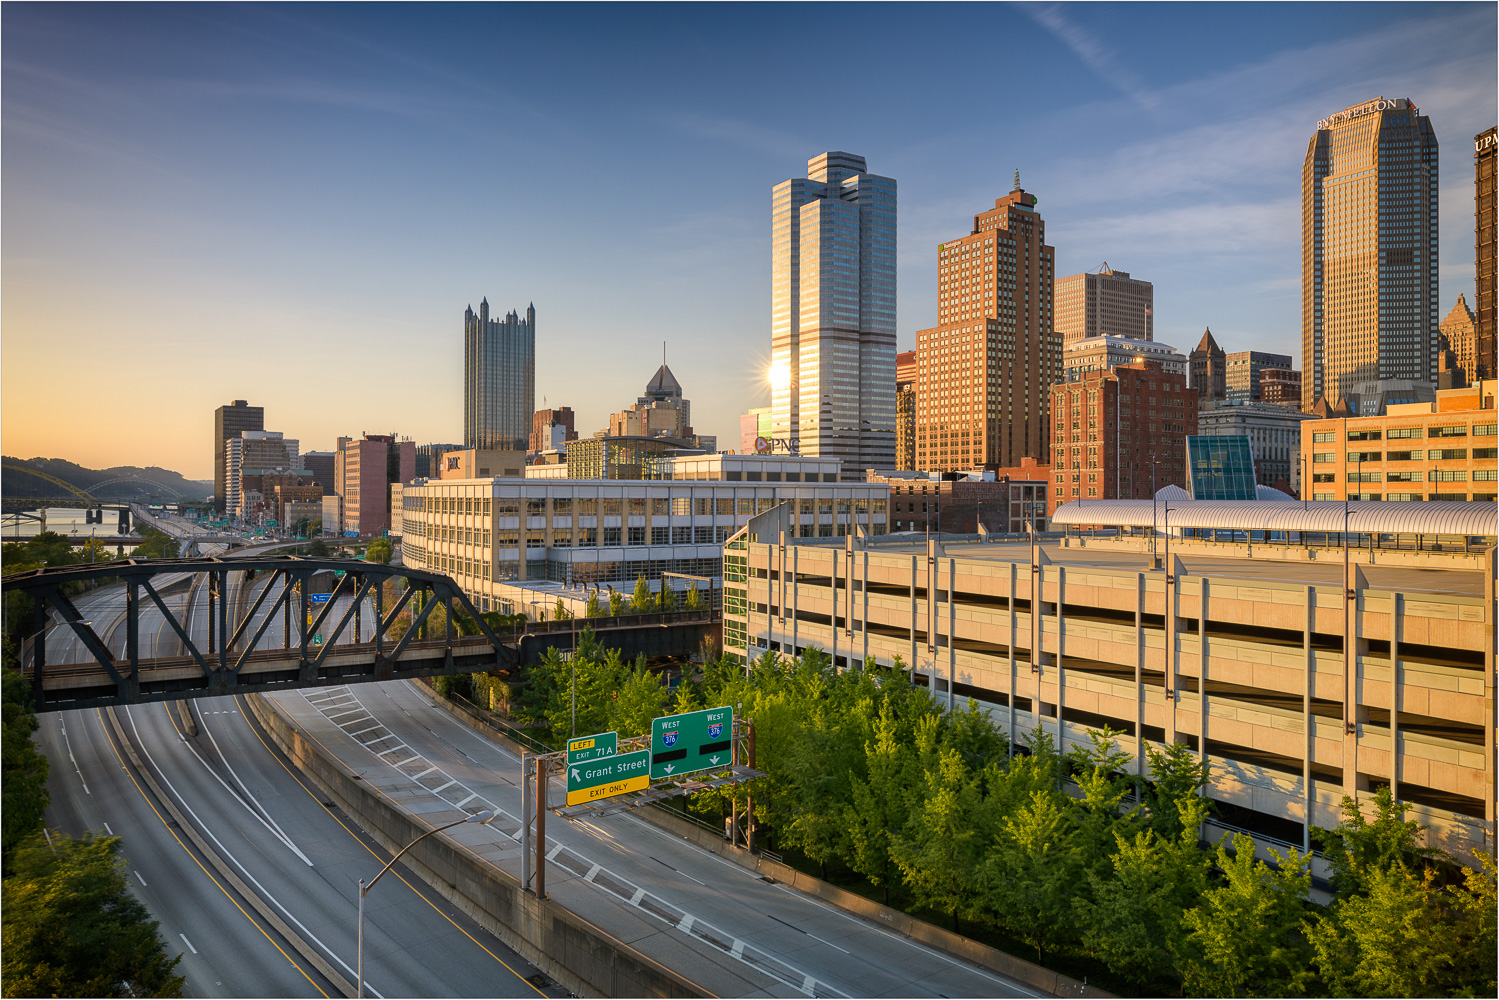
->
[37,567,564,998]
[32,519,1040,997]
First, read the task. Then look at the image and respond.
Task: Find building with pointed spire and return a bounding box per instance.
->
[464,299,535,451]
[1188,328,1226,402]
[913,176,1060,472]
[770,152,897,475]
[1438,293,1477,388]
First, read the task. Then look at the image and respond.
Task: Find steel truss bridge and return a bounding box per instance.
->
[5,557,716,712]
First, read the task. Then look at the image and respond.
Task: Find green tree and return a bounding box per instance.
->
[365,538,393,564]
[893,746,986,933]
[2,658,49,875]
[607,589,624,616]
[1443,850,1498,996]
[978,787,1084,961]
[1077,796,1209,987]
[609,657,667,738]
[1177,834,1314,998]
[684,581,701,610]
[2,830,185,997]
[306,537,331,557]
[846,703,917,904]
[553,598,571,621]
[630,575,654,612]
[584,589,603,619]
[1313,786,1445,899]
[658,585,678,612]
[1307,863,1454,997]
[77,537,119,564]
[130,528,179,560]
[1143,740,1212,839]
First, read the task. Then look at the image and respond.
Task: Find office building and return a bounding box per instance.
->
[1438,295,1477,389]
[1477,128,1497,381]
[770,152,897,472]
[605,365,712,452]
[335,433,416,535]
[1343,377,1437,416]
[1302,97,1439,411]
[213,400,263,512]
[1053,264,1153,346]
[396,455,887,606]
[1064,335,1186,382]
[1259,368,1303,408]
[414,443,462,481]
[740,407,773,454]
[870,470,1048,534]
[1302,379,1497,501]
[302,451,336,492]
[1225,350,1294,402]
[225,430,300,519]
[1196,401,1314,495]
[566,436,704,480]
[437,449,526,479]
[915,177,1061,472]
[1050,359,1196,509]
[895,350,917,470]
[464,299,535,451]
[1188,329,1226,403]
[721,500,1497,861]
[531,408,577,455]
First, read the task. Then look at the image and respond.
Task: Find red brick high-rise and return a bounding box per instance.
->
[915,177,1060,472]
[1049,359,1196,511]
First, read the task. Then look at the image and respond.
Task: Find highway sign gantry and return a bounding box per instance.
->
[566,749,650,806]
[650,706,733,780]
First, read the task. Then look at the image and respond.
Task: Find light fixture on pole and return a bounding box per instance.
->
[356,809,494,997]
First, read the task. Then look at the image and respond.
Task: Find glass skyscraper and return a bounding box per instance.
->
[1301,96,1439,411]
[464,299,535,451]
[770,152,896,475]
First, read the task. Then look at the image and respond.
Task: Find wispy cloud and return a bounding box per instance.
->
[1018,2,1161,113]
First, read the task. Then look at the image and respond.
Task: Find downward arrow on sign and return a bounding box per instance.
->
[709,755,721,765]
[664,765,675,774]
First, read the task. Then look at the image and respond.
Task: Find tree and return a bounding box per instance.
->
[1443,850,1498,996]
[845,704,917,904]
[2,831,185,997]
[892,747,987,933]
[77,537,119,565]
[609,658,668,738]
[1307,863,1454,997]
[978,787,1084,961]
[553,598,571,621]
[658,585,678,612]
[630,575,654,613]
[1143,740,1212,839]
[584,589,603,619]
[607,588,624,616]
[2,659,49,875]
[1077,796,1209,987]
[684,581,702,610]
[1313,786,1445,899]
[365,538,393,564]
[306,537,331,558]
[1177,834,1314,998]
[130,528,179,560]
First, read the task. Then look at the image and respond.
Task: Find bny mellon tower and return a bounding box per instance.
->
[1302,96,1438,410]
[771,152,896,474]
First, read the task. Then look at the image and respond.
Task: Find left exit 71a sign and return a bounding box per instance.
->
[566,749,651,806]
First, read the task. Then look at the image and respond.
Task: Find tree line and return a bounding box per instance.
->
[486,634,1496,998]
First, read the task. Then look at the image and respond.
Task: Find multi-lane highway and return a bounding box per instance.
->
[37,567,562,998]
[33,522,1040,997]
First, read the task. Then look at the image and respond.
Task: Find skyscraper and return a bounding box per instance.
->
[1476,127,1496,381]
[770,152,896,475]
[1225,350,1294,401]
[464,299,535,451]
[1301,96,1439,411]
[213,399,263,512]
[914,177,1059,471]
[1053,264,1153,346]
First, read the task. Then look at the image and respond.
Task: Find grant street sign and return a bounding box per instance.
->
[567,731,618,766]
[566,749,650,806]
[650,706,733,780]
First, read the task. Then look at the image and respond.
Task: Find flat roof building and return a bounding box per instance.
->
[1063,335,1186,382]
[1053,264,1153,346]
[722,499,1497,861]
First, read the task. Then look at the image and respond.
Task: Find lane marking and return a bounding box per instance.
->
[58,719,92,795]
[194,703,313,866]
[456,792,479,807]
[180,934,199,954]
[411,766,438,779]
[431,779,457,794]
[135,870,148,886]
[104,822,115,835]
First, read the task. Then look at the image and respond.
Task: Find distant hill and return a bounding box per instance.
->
[2,456,212,501]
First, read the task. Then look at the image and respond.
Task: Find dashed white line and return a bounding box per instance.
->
[431,779,457,794]
[104,822,115,835]
[179,934,198,954]
[134,870,148,886]
[456,792,479,807]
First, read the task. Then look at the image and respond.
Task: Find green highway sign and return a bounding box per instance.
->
[566,749,650,806]
[567,731,618,766]
[650,706,733,780]
[313,633,324,646]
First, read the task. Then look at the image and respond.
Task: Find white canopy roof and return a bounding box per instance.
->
[1051,499,1499,536]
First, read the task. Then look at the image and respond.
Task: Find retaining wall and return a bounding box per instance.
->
[244,693,696,999]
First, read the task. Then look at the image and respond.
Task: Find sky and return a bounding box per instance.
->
[3,2,1495,481]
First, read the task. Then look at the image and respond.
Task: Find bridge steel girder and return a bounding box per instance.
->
[5,556,717,712]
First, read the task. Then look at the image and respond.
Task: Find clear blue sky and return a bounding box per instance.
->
[3,2,1494,478]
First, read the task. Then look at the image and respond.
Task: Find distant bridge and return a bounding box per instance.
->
[4,557,716,712]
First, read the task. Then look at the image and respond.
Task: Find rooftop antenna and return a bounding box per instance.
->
[1012,169,1021,191]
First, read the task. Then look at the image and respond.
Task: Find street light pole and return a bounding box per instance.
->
[356,810,493,997]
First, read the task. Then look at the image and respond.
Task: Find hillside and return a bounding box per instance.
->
[2,456,212,500]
